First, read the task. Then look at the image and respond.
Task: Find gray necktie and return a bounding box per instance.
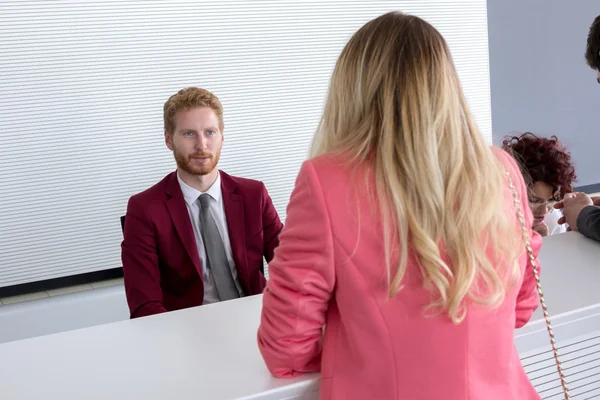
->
[198,194,240,301]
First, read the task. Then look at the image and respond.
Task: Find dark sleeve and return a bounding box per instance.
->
[577,205,600,242]
[121,196,168,318]
[261,182,284,264]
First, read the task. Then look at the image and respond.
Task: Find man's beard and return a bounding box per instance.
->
[174,150,220,176]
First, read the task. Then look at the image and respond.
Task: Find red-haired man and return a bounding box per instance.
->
[121,87,283,318]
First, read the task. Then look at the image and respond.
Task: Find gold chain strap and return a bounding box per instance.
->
[505,170,570,399]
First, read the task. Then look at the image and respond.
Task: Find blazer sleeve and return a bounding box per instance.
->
[500,149,542,328]
[260,182,284,264]
[257,160,335,378]
[515,230,542,328]
[577,205,600,242]
[121,196,168,318]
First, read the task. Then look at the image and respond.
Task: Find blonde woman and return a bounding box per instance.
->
[257,12,542,400]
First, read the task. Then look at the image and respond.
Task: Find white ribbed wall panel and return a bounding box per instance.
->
[521,332,600,399]
[0,0,492,286]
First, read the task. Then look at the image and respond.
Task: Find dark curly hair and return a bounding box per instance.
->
[586,15,600,71]
[502,133,577,200]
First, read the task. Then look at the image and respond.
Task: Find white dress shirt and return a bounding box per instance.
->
[177,171,245,304]
[545,208,567,235]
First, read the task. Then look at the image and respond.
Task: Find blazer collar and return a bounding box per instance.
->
[218,170,238,196]
[163,169,248,288]
[164,172,202,275]
[219,170,251,292]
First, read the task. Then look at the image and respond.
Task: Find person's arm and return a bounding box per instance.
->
[577,205,600,242]
[260,182,283,264]
[121,196,167,318]
[515,229,542,328]
[555,193,598,241]
[257,160,335,378]
[498,148,541,328]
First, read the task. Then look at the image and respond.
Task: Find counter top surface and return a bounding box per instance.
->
[0,232,598,399]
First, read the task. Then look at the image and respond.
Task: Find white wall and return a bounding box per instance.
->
[0,1,493,287]
[487,0,600,186]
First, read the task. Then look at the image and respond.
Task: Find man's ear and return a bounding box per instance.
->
[165,131,174,150]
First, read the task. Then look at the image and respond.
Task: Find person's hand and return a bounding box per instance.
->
[532,221,549,237]
[555,192,593,230]
[592,196,600,206]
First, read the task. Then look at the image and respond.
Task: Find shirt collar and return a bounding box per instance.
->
[177,171,222,206]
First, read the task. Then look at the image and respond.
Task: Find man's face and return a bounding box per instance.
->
[165,107,223,176]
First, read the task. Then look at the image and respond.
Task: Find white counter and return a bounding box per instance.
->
[0,295,319,400]
[514,232,600,354]
[514,233,600,399]
[0,232,599,400]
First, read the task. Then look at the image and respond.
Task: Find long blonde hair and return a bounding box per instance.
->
[311,12,521,323]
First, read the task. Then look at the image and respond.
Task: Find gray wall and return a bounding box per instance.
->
[487,0,600,186]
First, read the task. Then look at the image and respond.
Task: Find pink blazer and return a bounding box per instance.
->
[258,147,542,400]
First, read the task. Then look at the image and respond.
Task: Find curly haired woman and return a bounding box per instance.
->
[502,133,577,236]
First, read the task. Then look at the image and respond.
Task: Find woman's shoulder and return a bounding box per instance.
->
[491,146,515,166]
[302,152,371,199]
[490,146,524,181]
[306,152,356,178]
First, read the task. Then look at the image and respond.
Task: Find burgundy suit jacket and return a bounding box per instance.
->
[121,170,283,318]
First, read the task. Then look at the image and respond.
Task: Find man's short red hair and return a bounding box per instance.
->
[163,87,223,134]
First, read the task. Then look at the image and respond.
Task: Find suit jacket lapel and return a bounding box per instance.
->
[220,171,250,289]
[164,172,202,275]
